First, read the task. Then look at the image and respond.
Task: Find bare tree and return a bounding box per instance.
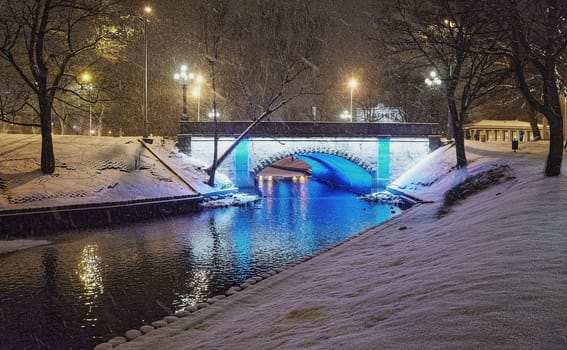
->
[195,1,229,187]
[0,66,33,128]
[374,0,508,168]
[194,0,326,186]
[0,0,124,173]
[498,0,566,175]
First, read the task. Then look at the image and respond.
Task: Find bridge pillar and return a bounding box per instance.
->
[234,138,253,189]
[376,137,391,190]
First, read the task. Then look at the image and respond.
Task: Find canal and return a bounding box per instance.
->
[0,179,403,349]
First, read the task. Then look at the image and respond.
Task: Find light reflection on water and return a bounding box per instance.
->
[76,244,103,327]
[0,179,401,349]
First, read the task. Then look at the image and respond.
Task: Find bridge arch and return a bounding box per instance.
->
[252,147,377,194]
[250,146,376,175]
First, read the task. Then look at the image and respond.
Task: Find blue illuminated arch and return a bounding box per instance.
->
[251,148,376,194]
[295,153,373,194]
[251,147,376,175]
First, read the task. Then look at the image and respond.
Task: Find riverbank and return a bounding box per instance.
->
[104,140,566,350]
[0,135,242,238]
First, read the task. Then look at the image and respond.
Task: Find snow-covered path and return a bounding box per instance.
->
[110,141,567,350]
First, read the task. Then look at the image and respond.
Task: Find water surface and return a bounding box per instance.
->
[0,179,401,349]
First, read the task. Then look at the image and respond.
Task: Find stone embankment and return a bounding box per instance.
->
[0,195,202,236]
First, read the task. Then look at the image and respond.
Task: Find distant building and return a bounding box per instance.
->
[464,119,546,142]
[355,103,403,123]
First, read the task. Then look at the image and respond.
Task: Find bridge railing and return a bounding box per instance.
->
[179,121,440,138]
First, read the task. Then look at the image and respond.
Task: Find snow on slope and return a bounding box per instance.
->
[108,140,566,350]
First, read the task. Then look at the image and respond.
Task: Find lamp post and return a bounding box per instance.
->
[192,86,201,121]
[425,71,442,87]
[194,75,204,121]
[174,65,194,121]
[80,72,95,136]
[348,79,357,122]
[425,70,452,139]
[142,5,152,139]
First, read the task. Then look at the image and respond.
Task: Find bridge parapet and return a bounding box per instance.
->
[180,121,440,138]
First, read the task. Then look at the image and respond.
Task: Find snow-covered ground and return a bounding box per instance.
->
[0,134,242,249]
[0,135,207,211]
[1,135,566,349]
[100,140,565,350]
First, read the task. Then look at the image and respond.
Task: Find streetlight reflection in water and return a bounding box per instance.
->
[76,244,103,327]
[0,179,401,350]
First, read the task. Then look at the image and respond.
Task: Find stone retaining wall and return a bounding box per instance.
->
[0,195,201,237]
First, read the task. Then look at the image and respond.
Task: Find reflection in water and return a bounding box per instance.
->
[0,179,402,350]
[178,269,210,310]
[76,244,103,327]
[42,247,58,296]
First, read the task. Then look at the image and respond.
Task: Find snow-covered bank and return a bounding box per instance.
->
[107,140,566,350]
[0,135,203,210]
[0,239,51,255]
[200,193,260,208]
[0,134,239,241]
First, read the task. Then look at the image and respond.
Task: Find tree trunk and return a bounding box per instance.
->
[39,105,56,174]
[542,79,563,176]
[447,82,467,168]
[453,117,467,168]
[207,100,219,187]
[528,106,541,140]
[545,117,563,175]
[541,0,563,176]
[207,62,219,187]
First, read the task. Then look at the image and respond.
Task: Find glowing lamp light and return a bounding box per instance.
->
[208,110,220,119]
[348,79,358,90]
[81,72,92,83]
[348,78,357,122]
[425,71,442,86]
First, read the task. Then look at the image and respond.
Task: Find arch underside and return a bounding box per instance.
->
[252,149,375,194]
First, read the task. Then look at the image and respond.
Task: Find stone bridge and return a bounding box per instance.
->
[178,121,440,194]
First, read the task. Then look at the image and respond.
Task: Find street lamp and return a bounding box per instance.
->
[174,65,194,120]
[425,70,452,139]
[194,75,204,121]
[340,110,350,121]
[348,79,357,122]
[425,71,441,86]
[80,72,95,136]
[208,110,220,119]
[192,86,201,121]
[142,5,152,139]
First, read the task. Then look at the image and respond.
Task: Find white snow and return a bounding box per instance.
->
[0,135,206,211]
[0,134,237,253]
[0,238,51,254]
[110,140,566,350]
[1,135,566,349]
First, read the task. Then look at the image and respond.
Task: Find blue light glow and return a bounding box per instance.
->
[296,153,372,194]
[377,137,391,188]
[234,138,250,188]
